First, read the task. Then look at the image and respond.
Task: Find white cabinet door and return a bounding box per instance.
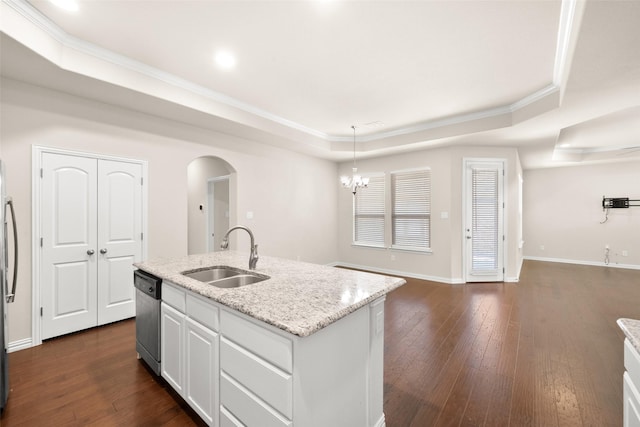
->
[41,153,98,339]
[161,302,185,395]
[624,372,640,427]
[97,160,142,324]
[185,317,219,427]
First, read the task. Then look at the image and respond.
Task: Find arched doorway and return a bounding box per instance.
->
[187,156,236,255]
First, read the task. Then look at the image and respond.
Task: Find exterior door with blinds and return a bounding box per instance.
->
[463,160,504,282]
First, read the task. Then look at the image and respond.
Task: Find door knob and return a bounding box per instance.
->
[87,249,95,255]
[100,248,108,254]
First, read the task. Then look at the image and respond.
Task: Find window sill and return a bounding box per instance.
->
[351,243,386,250]
[351,243,432,254]
[391,246,432,254]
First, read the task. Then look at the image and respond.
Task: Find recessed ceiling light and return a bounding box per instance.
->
[49,0,79,12]
[215,51,236,70]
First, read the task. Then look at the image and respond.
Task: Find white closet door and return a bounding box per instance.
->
[41,153,98,340]
[97,160,142,324]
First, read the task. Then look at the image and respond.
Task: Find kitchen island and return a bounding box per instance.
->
[135,251,405,427]
[618,318,640,427]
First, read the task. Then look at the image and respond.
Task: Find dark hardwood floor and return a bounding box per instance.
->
[2,260,639,426]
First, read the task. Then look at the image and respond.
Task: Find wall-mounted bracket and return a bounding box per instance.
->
[602,196,640,210]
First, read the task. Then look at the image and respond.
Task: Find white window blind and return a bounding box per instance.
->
[471,169,498,270]
[353,175,385,246]
[392,169,431,250]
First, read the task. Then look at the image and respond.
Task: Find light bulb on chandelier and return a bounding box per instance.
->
[340,125,369,195]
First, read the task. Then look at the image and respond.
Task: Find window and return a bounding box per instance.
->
[353,175,385,247]
[352,169,431,252]
[392,169,431,250]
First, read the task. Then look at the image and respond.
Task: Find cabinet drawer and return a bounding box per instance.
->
[220,405,244,427]
[163,282,186,312]
[220,310,292,373]
[220,372,292,427]
[221,337,292,419]
[187,294,219,331]
[625,339,640,384]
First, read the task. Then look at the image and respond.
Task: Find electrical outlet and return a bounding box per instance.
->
[622,250,629,257]
[540,245,545,250]
[390,254,396,261]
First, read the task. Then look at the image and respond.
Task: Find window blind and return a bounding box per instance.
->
[353,175,385,246]
[391,169,431,249]
[471,168,498,270]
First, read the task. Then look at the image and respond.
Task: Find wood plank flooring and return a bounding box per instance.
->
[2,260,639,426]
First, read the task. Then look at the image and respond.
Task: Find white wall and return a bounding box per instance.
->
[523,161,640,267]
[0,78,338,343]
[337,145,522,283]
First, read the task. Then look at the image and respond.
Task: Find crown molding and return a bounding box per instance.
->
[2,0,578,149]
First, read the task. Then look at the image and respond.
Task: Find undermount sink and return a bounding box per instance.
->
[181,266,269,288]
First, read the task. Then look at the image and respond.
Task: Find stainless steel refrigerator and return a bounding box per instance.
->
[0,160,18,413]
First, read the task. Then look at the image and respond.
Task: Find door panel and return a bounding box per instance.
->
[97,160,142,324]
[41,153,98,339]
[53,261,91,316]
[464,160,504,283]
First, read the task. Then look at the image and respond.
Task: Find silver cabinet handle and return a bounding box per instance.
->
[87,249,95,255]
[100,248,108,254]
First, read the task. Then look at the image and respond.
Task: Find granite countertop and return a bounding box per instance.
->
[618,318,640,354]
[135,251,406,337]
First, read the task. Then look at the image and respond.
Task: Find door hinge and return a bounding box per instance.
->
[40,237,43,247]
[503,268,505,273]
[503,235,505,241]
[40,168,43,178]
[141,177,144,186]
[141,232,144,241]
[40,307,43,317]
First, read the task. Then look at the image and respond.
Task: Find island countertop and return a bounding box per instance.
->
[618,318,640,354]
[134,251,406,337]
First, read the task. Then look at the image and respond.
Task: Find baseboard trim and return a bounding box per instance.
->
[8,337,33,353]
[328,262,462,285]
[523,256,640,270]
[374,413,386,427]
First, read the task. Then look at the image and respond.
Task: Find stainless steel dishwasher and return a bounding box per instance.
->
[134,269,162,375]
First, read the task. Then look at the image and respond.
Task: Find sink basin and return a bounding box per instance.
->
[208,274,269,288]
[181,266,269,288]
[182,266,241,282]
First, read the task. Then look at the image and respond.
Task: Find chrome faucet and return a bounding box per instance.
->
[220,225,259,270]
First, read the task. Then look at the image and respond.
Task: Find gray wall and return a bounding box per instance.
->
[524,161,640,266]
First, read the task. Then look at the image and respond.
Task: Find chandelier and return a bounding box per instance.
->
[340,125,369,195]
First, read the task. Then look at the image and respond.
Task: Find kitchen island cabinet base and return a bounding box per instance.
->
[161,280,387,427]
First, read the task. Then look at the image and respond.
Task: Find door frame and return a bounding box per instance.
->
[31,146,148,346]
[462,158,506,283]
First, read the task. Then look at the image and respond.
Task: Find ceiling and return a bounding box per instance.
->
[1,0,639,169]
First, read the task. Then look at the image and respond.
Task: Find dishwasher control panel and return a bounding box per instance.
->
[134,269,162,299]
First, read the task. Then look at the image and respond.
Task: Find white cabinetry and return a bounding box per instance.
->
[219,297,386,427]
[624,339,640,427]
[161,302,184,394]
[161,280,387,427]
[161,281,219,426]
